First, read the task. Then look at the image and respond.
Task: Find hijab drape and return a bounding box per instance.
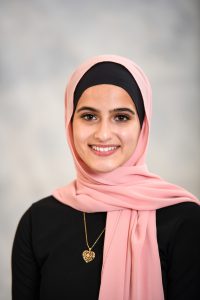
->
[53,54,199,300]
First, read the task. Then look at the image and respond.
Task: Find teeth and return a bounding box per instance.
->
[91,145,118,152]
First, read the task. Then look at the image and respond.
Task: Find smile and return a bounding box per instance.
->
[89,145,120,156]
[91,145,118,152]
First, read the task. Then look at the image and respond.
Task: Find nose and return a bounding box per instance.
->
[94,119,112,142]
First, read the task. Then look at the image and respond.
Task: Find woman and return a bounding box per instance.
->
[12,55,200,300]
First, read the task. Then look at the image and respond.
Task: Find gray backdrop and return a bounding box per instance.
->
[1,0,199,299]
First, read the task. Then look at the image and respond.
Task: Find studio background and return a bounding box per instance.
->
[1,0,199,299]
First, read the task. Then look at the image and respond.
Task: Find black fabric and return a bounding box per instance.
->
[12,196,200,300]
[73,62,145,127]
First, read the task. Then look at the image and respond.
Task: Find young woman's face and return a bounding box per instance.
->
[72,84,141,173]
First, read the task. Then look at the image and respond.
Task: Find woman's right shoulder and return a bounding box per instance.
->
[31,195,65,209]
[29,195,75,213]
[12,196,82,272]
[18,195,80,230]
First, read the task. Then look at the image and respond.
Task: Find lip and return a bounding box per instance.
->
[89,144,120,157]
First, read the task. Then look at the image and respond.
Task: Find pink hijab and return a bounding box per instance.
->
[53,55,199,300]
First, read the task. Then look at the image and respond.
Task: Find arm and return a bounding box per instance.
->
[167,205,200,300]
[12,207,40,300]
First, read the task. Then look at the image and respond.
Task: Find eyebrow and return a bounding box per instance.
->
[76,106,135,115]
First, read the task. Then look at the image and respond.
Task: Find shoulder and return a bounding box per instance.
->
[156,201,200,251]
[12,197,59,254]
[30,195,79,217]
[156,201,200,226]
[16,195,81,234]
[156,202,200,298]
[13,196,82,258]
[31,195,69,210]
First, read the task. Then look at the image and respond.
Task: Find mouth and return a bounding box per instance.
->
[89,144,120,156]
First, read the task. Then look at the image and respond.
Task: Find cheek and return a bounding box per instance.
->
[72,122,91,149]
[119,125,140,145]
[72,121,81,150]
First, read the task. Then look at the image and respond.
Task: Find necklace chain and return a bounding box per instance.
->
[83,212,105,250]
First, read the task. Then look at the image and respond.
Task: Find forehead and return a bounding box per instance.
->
[76,84,136,109]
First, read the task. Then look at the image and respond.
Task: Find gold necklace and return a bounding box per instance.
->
[82,212,105,263]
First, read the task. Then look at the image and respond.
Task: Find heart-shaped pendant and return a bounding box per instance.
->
[82,249,95,263]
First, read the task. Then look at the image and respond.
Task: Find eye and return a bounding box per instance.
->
[80,113,97,121]
[114,114,131,122]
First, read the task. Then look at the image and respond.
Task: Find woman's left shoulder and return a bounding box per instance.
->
[157,204,200,298]
[174,201,200,229]
[157,201,200,223]
[156,201,200,242]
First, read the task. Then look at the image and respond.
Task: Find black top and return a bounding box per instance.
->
[12,195,200,300]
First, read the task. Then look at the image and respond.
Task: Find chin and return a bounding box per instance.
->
[88,164,119,173]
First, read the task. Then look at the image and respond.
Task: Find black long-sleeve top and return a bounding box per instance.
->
[12,195,200,300]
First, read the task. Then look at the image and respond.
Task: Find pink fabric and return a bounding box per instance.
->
[52,55,199,300]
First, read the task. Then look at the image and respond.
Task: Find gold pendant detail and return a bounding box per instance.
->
[82,249,95,263]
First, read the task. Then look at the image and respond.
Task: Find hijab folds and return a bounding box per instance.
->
[53,55,199,300]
